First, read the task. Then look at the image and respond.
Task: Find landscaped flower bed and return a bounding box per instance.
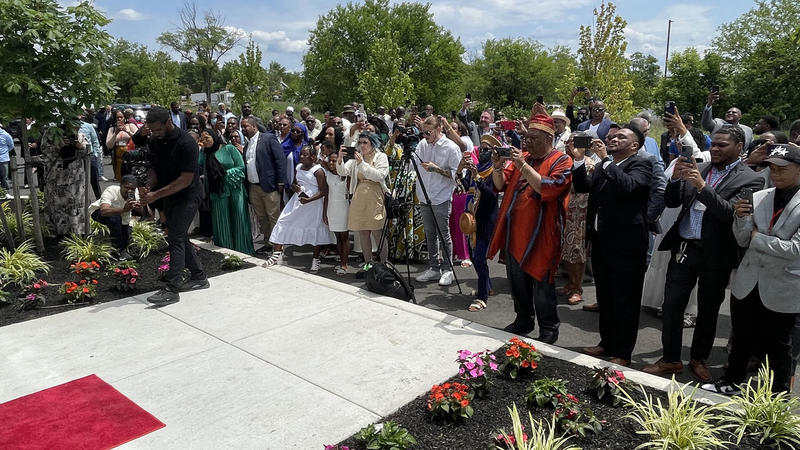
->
[0,235,253,327]
[335,338,790,449]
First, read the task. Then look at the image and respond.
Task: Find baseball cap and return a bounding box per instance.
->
[760,143,800,167]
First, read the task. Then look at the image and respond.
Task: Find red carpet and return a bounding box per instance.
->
[0,374,165,449]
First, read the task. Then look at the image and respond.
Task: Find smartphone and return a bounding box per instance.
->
[577,86,586,92]
[741,188,754,205]
[536,95,544,104]
[343,146,356,162]
[450,110,457,119]
[680,143,694,161]
[499,120,516,131]
[299,192,309,199]
[488,123,497,129]
[664,101,677,116]
[465,93,471,101]
[127,189,135,201]
[573,134,592,149]
[711,85,720,94]
[494,147,512,158]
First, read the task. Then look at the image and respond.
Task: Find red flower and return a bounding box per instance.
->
[460,399,469,407]
[82,287,90,293]
[92,279,98,285]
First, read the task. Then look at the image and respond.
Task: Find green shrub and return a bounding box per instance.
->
[220,254,244,270]
[128,221,167,258]
[526,378,569,409]
[721,360,800,448]
[0,241,51,288]
[618,380,730,450]
[495,403,578,450]
[355,421,416,450]
[0,203,33,242]
[90,218,110,237]
[60,234,114,265]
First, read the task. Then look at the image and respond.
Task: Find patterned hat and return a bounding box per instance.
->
[527,114,555,137]
[761,143,800,167]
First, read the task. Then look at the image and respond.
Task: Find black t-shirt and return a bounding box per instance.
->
[148,126,203,203]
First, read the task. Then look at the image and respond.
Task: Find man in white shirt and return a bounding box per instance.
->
[88,175,140,258]
[413,116,463,286]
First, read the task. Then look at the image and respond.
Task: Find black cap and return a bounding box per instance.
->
[761,143,800,167]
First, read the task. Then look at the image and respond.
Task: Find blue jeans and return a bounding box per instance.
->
[469,238,492,301]
[0,161,9,189]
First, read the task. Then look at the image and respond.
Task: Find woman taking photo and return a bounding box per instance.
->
[282,121,310,197]
[265,146,331,272]
[198,129,254,255]
[105,109,138,180]
[337,131,390,270]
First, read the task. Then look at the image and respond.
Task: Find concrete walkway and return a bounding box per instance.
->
[0,253,728,448]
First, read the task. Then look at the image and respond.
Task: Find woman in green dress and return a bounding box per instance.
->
[199,130,254,255]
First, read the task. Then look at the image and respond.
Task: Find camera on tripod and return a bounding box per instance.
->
[393,125,424,156]
[122,147,152,185]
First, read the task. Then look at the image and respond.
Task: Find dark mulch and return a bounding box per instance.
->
[0,237,253,328]
[338,349,764,450]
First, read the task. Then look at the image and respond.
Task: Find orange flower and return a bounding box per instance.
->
[434,393,444,401]
[91,279,98,285]
[80,261,88,269]
[529,361,538,370]
[460,399,469,407]
[521,360,530,368]
[82,287,89,293]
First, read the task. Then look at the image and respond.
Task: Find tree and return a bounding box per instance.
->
[137,51,181,107]
[227,39,270,118]
[157,1,242,103]
[302,0,463,111]
[357,35,414,110]
[577,2,635,120]
[107,39,150,103]
[0,0,116,251]
[628,52,660,109]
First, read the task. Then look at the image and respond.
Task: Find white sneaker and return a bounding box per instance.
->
[415,268,440,282]
[310,258,320,273]
[439,270,454,286]
[100,176,109,182]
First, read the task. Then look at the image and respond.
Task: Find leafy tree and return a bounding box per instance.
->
[712,0,800,67]
[629,52,660,109]
[157,1,242,103]
[178,61,204,95]
[215,60,238,92]
[227,39,270,118]
[358,35,414,111]
[302,0,463,111]
[137,51,181,107]
[577,1,635,121]
[653,49,725,118]
[107,39,150,103]
[0,0,116,251]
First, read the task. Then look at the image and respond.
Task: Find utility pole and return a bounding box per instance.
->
[664,19,673,78]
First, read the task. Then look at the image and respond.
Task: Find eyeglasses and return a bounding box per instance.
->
[421,130,433,136]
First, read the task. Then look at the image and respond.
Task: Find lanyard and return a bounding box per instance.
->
[705,167,729,190]
[770,207,785,230]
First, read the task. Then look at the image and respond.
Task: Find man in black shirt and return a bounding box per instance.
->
[138,106,209,305]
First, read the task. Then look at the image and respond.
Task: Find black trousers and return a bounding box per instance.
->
[726,285,796,393]
[661,241,731,362]
[163,195,205,291]
[90,210,129,251]
[505,254,559,336]
[594,246,647,360]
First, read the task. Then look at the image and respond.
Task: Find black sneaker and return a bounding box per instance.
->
[147,289,180,306]
[181,278,210,291]
[700,379,741,396]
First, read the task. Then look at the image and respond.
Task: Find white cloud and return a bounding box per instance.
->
[224,26,307,54]
[624,4,716,62]
[117,8,144,21]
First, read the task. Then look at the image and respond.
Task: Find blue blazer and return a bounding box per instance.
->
[576,118,614,141]
[248,133,287,193]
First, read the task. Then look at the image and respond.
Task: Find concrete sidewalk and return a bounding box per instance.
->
[0,257,728,448]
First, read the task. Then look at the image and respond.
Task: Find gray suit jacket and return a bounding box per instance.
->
[731,187,800,313]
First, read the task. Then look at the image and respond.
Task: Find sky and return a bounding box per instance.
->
[76,0,756,72]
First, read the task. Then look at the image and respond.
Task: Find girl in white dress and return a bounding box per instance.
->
[321,141,351,275]
[266,146,332,272]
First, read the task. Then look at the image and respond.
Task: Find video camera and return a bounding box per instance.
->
[394,125,424,156]
[121,147,151,186]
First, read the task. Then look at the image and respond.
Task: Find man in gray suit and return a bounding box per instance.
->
[702,90,753,149]
[703,143,800,394]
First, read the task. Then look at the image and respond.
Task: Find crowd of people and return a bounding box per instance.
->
[13,88,800,396]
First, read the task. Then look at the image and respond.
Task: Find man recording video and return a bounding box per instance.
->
[136,106,209,306]
[88,175,140,259]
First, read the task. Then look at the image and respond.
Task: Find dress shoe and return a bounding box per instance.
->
[690,359,713,383]
[503,320,534,335]
[642,359,684,376]
[582,345,606,357]
[609,357,630,367]
[582,302,599,312]
[537,332,558,345]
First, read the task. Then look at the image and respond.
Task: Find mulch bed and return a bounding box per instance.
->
[0,237,252,328]
[337,349,764,449]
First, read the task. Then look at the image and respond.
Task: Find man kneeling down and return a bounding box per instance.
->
[88,174,140,259]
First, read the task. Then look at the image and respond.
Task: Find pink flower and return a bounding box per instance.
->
[458,367,465,375]
[130,278,137,284]
[614,370,626,380]
[26,293,37,301]
[489,362,498,371]
[121,269,130,275]
[33,283,41,289]
[608,376,619,385]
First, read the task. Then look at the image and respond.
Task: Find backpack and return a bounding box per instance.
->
[365,261,415,303]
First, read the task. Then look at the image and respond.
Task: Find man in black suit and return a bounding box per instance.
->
[643,125,764,382]
[241,116,286,251]
[569,125,653,367]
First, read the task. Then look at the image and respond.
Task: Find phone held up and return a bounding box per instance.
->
[572,133,591,149]
[664,101,677,117]
[465,92,471,101]
[499,120,516,131]
[494,147,512,158]
[536,95,544,104]
[741,188,754,207]
[343,146,357,162]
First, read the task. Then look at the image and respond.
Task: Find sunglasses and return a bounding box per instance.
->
[422,130,433,136]
[592,108,605,112]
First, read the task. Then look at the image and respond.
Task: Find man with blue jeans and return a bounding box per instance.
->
[413,116,462,286]
[0,126,13,189]
[137,106,208,306]
[79,115,101,199]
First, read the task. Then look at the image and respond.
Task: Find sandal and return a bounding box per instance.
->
[468,299,487,312]
[567,292,583,305]
[460,259,473,268]
[335,266,348,276]
[264,251,283,267]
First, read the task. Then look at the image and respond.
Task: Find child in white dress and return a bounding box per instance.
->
[321,142,351,274]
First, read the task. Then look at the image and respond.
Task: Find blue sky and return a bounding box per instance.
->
[80,0,756,72]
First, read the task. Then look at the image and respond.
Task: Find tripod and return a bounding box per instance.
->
[378,146,463,295]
